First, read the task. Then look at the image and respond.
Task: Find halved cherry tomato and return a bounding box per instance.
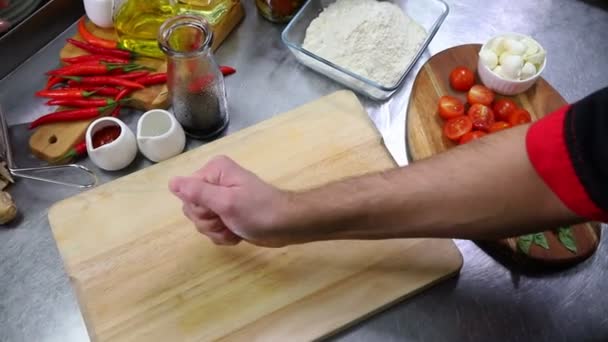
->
[438,95,465,120]
[492,99,518,121]
[449,66,475,92]
[444,116,473,141]
[467,103,495,131]
[488,121,512,133]
[508,108,532,126]
[467,85,495,106]
[459,130,487,144]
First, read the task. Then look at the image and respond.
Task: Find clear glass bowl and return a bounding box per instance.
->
[281,0,449,100]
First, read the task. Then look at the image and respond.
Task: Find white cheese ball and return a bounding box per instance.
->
[526,50,546,66]
[521,62,537,79]
[500,54,524,80]
[503,38,526,56]
[492,65,505,78]
[521,37,540,57]
[487,37,506,55]
[479,49,498,69]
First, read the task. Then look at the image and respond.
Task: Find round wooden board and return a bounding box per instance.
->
[405,44,601,268]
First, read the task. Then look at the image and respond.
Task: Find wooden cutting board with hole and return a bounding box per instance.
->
[49,91,463,341]
[406,44,600,267]
[29,5,244,163]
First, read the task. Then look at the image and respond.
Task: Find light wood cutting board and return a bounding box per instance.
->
[30,4,244,163]
[49,91,463,341]
[406,44,600,267]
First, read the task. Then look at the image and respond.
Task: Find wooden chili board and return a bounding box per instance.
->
[49,91,463,341]
[29,4,244,163]
[406,44,601,267]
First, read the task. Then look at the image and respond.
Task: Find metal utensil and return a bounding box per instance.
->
[0,105,97,188]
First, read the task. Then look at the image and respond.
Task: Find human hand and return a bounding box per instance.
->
[169,156,292,247]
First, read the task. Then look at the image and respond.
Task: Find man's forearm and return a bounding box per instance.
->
[280,125,580,243]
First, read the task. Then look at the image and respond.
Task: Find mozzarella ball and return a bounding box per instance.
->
[503,38,526,56]
[479,49,498,69]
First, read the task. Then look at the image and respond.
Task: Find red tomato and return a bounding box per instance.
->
[467,85,495,106]
[467,104,495,131]
[449,66,475,92]
[492,99,518,121]
[508,109,532,126]
[488,121,512,133]
[459,130,487,144]
[444,116,473,141]
[438,95,465,120]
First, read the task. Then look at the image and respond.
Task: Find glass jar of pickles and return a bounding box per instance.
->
[113,0,239,58]
[256,0,304,23]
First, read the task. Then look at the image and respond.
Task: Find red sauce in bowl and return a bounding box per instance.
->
[92,125,121,149]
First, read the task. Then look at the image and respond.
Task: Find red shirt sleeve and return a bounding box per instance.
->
[526,87,608,222]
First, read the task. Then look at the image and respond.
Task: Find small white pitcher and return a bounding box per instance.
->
[86,117,137,171]
[136,109,186,163]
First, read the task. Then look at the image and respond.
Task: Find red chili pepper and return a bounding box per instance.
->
[29,104,116,129]
[118,71,149,80]
[48,62,145,77]
[115,88,132,101]
[76,86,120,96]
[62,54,129,65]
[57,140,87,162]
[77,17,119,50]
[110,105,122,118]
[45,76,64,89]
[67,38,134,60]
[63,75,145,89]
[220,66,236,76]
[110,88,132,118]
[35,88,97,99]
[188,75,213,93]
[186,66,235,92]
[136,73,167,86]
[46,98,117,108]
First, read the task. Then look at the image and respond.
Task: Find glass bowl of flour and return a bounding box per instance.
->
[282,0,448,100]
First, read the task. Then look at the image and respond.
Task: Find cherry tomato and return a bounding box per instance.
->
[488,121,512,133]
[508,108,532,126]
[438,95,465,120]
[449,66,475,92]
[459,130,487,144]
[492,99,518,121]
[467,103,495,131]
[467,85,495,106]
[444,116,473,141]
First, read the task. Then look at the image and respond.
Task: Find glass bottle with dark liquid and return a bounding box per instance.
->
[158,15,229,139]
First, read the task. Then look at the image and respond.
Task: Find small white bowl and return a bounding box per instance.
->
[86,117,137,171]
[136,109,186,163]
[478,33,546,96]
[84,0,114,28]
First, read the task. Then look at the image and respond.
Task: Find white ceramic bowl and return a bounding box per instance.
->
[84,0,114,28]
[86,117,137,171]
[478,33,546,96]
[136,109,186,163]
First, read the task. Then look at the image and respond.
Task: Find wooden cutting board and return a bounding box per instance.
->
[49,91,463,341]
[406,44,600,267]
[30,4,244,163]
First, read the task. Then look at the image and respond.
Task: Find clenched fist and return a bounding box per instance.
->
[169,156,292,247]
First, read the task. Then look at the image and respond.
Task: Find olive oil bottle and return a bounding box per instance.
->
[113,0,238,59]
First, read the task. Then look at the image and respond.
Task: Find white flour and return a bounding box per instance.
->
[302,0,426,87]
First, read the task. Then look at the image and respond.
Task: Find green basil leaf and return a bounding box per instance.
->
[517,234,534,255]
[557,227,577,254]
[533,232,550,249]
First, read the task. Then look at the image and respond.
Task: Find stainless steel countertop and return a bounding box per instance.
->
[1,1,607,341]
